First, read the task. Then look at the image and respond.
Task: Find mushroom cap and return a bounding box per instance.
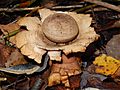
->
[42,13,79,43]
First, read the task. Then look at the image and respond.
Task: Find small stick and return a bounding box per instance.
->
[75,4,97,12]
[2,77,28,89]
[50,4,83,9]
[2,29,20,39]
[31,78,43,90]
[86,7,109,12]
[84,0,120,12]
[0,7,40,12]
[0,4,82,12]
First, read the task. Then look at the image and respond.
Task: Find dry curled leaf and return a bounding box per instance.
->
[9,8,99,63]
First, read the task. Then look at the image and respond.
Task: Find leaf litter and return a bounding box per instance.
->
[0,0,120,90]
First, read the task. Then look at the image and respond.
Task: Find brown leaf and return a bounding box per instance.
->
[106,34,120,60]
[69,75,81,88]
[5,49,27,67]
[0,43,13,67]
[0,42,27,68]
[48,54,81,87]
[0,23,20,35]
[102,81,120,89]
[80,71,107,89]
[87,76,102,88]
[15,78,30,90]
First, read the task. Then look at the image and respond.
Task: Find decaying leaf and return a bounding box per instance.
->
[80,71,107,89]
[93,54,120,76]
[0,43,12,67]
[48,54,81,87]
[0,23,20,34]
[5,49,27,67]
[0,43,27,67]
[106,34,120,60]
[8,8,99,63]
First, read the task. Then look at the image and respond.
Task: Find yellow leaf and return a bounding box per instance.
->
[93,54,120,76]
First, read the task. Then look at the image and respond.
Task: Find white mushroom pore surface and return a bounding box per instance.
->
[10,8,99,63]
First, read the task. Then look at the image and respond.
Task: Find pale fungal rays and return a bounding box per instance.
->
[10,8,99,63]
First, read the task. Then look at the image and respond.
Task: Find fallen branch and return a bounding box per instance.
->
[84,0,120,12]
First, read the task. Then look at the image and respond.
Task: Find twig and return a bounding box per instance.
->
[49,5,83,9]
[2,29,20,39]
[86,7,109,12]
[25,6,43,16]
[0,5,83,12]
[31,78,43,90]
[2,77,28,89]
[75,4,97,12]
[86,5,120,12]
[84,0,120,12]
[0,7,40,12]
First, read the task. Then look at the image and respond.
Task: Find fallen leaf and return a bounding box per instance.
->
[106,34,120,60]
[102,81,120,89]
[48,54,81,87]
[93,54,120,76]
[0,43,13,67]
[69,75,81,88]
[5,49,27,67]
[87,75,103,89]
[0,23,20,35]
[80,71,107,89]
[0,43,28,68]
